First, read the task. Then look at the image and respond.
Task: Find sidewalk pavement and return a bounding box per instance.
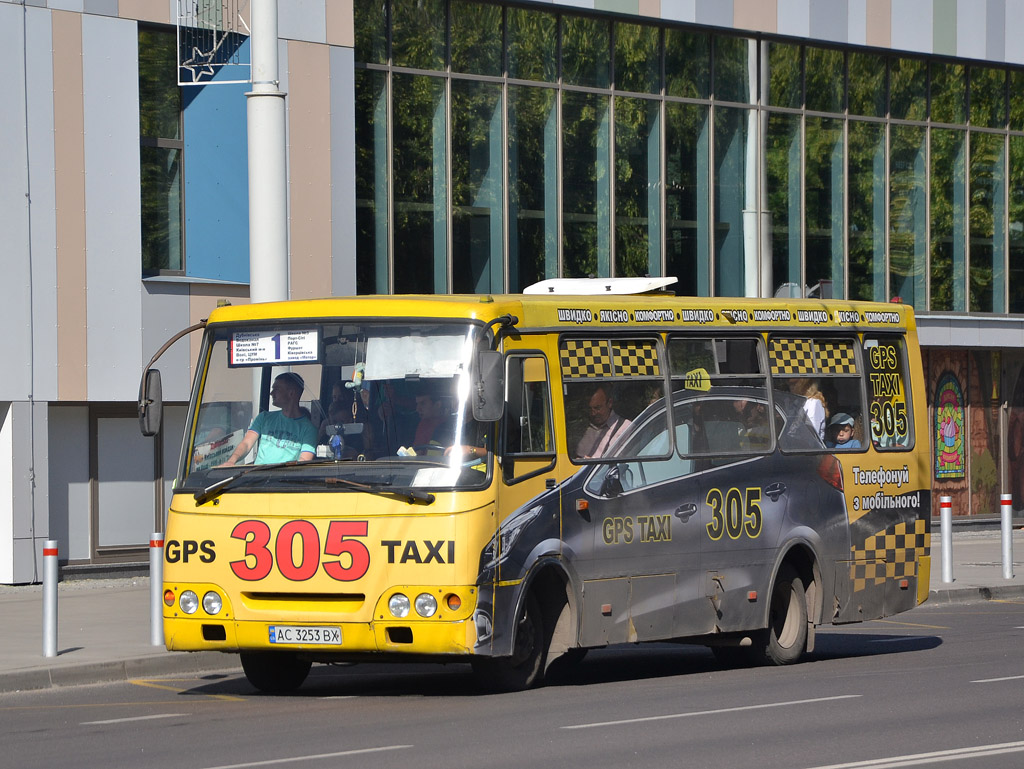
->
[2,527,1023,694]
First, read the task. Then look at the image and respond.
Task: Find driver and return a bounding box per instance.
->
[223,372,317,465]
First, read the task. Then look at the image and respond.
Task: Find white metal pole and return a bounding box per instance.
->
[247,0,289,305]
[940,495,953,584]
[1000,493,1014,580]
[150,533,165,646]
[42,540,58,657]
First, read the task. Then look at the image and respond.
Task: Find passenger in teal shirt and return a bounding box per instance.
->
[224,372,317,465]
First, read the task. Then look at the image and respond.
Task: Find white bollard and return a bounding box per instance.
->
[150,533,165,646]
[1001,494,1014,580]
[940,496,953,584]
[42,540,59,657]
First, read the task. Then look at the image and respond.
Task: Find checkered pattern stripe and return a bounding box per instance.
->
[612,341,661,377]
[560,339,613,379]
[849,518,929,592]
[816,340,857,373]
[769,338,815,374]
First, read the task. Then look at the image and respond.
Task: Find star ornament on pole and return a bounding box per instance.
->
[181,46,217,83]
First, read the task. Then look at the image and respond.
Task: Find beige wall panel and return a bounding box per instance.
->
[734,0,777,33]
[52,11,88,402]
[287,42,333,301]
[326,0,354,47]
[119,0,171,24]
[637,0,660,19]
[188,285,251,374]
[865,0,892,48]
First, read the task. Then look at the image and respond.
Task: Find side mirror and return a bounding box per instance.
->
[138,368,163,437]
[599,465,628,497]
[472,350,504,422]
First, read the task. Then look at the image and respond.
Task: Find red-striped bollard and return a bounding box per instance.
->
[43,540,58,657]
[150,533,164,646]
[940,496,953,584]
[1001,494,1014,580]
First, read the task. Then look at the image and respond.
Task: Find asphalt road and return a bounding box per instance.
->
[4,599,1024,769]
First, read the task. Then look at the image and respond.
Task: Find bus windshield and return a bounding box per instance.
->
[182,320,490,493]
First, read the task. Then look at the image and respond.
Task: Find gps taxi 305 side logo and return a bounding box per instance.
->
[602,515,672,544]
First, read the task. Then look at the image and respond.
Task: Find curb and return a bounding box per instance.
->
[927,584,1024,606]
[0,652,241,694]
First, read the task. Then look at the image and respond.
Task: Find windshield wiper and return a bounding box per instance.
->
[194,459,435,505]
[321,476,435,505]
[194,460,326,505]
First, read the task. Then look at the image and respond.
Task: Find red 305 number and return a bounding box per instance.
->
[229,519,370,582]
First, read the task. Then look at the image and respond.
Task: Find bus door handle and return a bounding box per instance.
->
[674,503,698,522]
[765,482,787,502]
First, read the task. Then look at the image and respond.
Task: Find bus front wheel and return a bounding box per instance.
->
[240,651,312,694]
[759,565,808,666]
[472,593,546,692]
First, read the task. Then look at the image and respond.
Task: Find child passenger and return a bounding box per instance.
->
[825,412,861,449]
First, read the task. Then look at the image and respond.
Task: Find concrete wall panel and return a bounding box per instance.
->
[47,406,91,562]
[53,10,89,402]
[287,41,333,301]
[331,46,356,297]
[325,0,353,47]
[778,0,811,38]
[734,0,776,33]
[810,0,848,42]
[279,0,327,42]
[891,0,933,53]
[27,8,59,403]
[82,14,144,402]
[956,0,986,59]
[141,282,193,403]
[0,4,33,403]
[1007,0,1024,64]
[661,0,697,23]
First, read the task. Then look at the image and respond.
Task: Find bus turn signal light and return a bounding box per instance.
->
[163,589,175,606]
[446,594,462,611]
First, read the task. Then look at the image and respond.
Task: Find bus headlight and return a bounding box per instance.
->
[482,505,544,568]
[414,593,438,617]
[179,590,199,615]
[389,593,411,618]
[202,591,223,615]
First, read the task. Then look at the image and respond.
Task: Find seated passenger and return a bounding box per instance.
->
[825,412,862,449]
[411,385,454,448]
[223,372,317,465]
[574,384,632,459]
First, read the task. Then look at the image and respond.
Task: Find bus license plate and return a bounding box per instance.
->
[269,626,342,645]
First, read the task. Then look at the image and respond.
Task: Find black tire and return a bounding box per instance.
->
[240,652,312,694]
[760,566,808,666]
[472,593,546,692]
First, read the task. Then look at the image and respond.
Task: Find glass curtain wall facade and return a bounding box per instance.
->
[353,0,1024,309]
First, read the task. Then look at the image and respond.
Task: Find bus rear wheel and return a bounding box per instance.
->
[472,593,546,692]
[758,565,808,666]
[240,652,312,694]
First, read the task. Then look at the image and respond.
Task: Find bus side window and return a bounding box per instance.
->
[864,336,913,450]
[503,355,556,482]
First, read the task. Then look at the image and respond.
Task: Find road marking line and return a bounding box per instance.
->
[81,713,187,725]
[868,636,933,643]
[198,745,413,769]
[130,678,246,702]
[971,673,1024,683]
[871,619,948,630]
[802,739,1024,768]
[561,695,861,730]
